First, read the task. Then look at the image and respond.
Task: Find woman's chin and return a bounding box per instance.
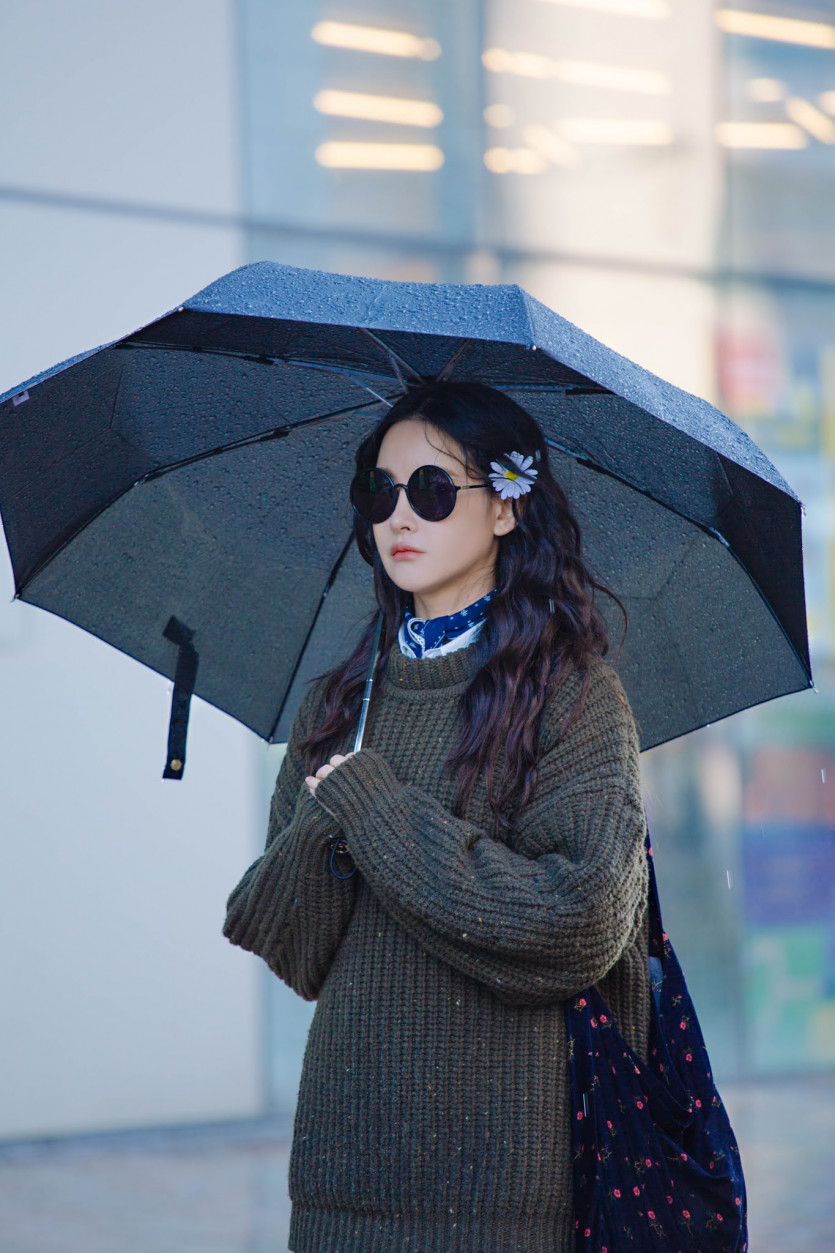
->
[383,564,427,593]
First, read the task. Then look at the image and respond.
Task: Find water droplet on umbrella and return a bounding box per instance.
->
[726,870,733,889]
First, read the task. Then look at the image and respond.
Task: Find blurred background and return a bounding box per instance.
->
[0,1,833,1250]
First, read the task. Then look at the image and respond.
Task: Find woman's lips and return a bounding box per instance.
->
[392,548,422,559]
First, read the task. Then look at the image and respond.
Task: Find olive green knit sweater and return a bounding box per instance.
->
[223,638,649,1253]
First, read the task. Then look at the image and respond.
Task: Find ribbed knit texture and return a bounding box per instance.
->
[223,639,650,1253]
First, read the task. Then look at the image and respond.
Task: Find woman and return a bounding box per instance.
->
[223,381,650,1253]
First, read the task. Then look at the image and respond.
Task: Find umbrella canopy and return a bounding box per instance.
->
[0,261,811,770]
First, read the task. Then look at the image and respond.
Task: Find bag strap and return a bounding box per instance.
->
[643,825,667,959]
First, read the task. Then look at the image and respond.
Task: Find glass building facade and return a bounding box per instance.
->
[236,0,835,1096]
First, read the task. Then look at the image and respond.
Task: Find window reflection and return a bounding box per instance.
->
[240,0,835,1099]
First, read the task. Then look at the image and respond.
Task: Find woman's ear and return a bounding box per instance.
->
[493,494,517,537]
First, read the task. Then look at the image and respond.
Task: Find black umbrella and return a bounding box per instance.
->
[0,262,811,776]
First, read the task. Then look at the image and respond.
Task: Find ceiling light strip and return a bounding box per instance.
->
[482,48,670,95]
[785,97,835,144]
[311,21,441,60]
[715,9,835,49]
[715,121,808,148]
[314,90,443,127]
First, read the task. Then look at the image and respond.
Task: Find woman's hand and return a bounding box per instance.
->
[305,752,356,794]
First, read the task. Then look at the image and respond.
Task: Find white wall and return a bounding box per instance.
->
[0,0,264,1138]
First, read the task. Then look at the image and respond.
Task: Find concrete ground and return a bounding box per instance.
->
[0,1076,832,1252]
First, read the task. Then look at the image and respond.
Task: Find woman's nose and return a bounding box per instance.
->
[388,483,418,525]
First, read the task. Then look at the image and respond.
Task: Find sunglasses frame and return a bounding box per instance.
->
[350,464,489,524]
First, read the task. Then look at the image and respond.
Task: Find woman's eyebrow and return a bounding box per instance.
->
[374,464,421,477]
[375,462,455,476]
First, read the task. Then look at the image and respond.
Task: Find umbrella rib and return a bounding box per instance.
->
[283,361,395,407]
[358,329,425,387]
[119,336,404,405]
[267,530,359,745]
[125,332,421,393]
[544,434,735,549]
[134,399,384,487]
[117,339,612,396]
[543,435,727,531]
[13,398,381,594]
[282,358,396,387]
[640,672,813,753]
[543,436,813,690]
[435,339,473,381]
[507,383,612,395]
[118,336,405,388]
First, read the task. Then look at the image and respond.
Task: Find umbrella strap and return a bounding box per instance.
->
[162,616,199,780]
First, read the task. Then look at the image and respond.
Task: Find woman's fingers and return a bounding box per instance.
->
[305,751,356,792]
[328,752,355,767]
[317,752,355,778]
[306,765,331,792]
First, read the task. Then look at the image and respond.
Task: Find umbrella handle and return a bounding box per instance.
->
[353,610,384,753]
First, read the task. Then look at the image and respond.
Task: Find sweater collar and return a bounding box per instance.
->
[384,632,491,691]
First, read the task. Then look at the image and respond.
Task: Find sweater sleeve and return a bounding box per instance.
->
[222,680,360,1001]
[310,659,648,1006]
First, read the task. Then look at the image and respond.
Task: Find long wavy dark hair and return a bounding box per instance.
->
[297,381,625,835]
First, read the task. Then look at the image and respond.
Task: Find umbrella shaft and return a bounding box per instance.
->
[354,611,384,752]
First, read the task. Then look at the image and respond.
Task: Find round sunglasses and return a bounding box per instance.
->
[350,465,488,523]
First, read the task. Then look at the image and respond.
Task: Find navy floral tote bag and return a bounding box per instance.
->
[566,830,748,1252]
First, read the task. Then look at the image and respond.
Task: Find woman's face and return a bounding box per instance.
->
[372,418,516,617]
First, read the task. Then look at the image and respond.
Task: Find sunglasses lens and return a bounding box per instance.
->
[409,466,456,521]
[350,468,395,523]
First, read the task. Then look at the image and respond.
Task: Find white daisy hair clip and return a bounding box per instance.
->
[489,450,539,500]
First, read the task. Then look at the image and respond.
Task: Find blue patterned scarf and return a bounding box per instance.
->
[401,588,496,658]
